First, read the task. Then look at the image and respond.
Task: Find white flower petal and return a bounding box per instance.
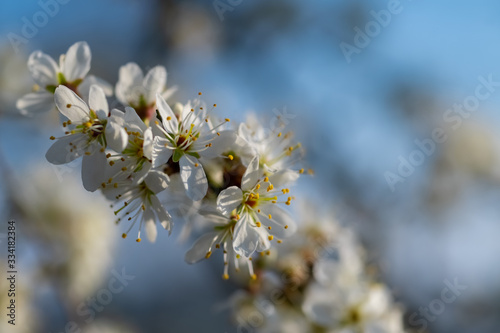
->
[142,127,154,160]
[82,150,107,192]
[16,92,55,116]
[27,51,59,87]
[63,41,91,82]
[216,186,243,217]
[143,66,166,103]
[144,170,170,194]
[105,121,128,153]
[54,85,89,121]
[115,62,144,105]
[179,155,208,201]
[150,194,172,233]
[196,131,237,159]
[45,134,86,164]
[161,85,178,100]
[267,169,299,187]
[302,284,340,327]
[144,208,157,243]
[123,106,147,131]
[233,214,259,258]
[151,136,173,168]
[156,93,178,133]
[78,75,113,99]
[185,231,219,264]
[258,205,296,238]
[88,85,108,116]
[241,155,261,191]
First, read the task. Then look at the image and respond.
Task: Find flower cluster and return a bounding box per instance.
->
[16,41,407,332]
[228,207,406,333]
[17,42,305,277]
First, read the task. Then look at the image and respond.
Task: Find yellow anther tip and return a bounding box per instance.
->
[228,154,234,160]
[222,274,229,280]
[268,235,274,241]
[205,251,212,259]
[122,233,127,239]
[251,274,257,280]
[136,238,141,243]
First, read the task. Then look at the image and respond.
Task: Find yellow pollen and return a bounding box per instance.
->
[121,167,127,171]
[236,254,241,259]
[268,214,272,219]
[213,104,217,107]
[198,92,202,95]
[50,136,55,140]
[136,238,141,243]
[284,225,289,229]
[194,163,199,167]
[308,169,314,175]
[288,146,294,152]
[268,235,274,241]
[266,250,270,255]
[205,251,212,259]
[215,244,220,249]
[267,226,272,230]
[85,152,91,156]
[225,118,230,122]
[255,222,261,227]
[66,104,72,108]
[109,161,115,166]
[228,155,234,160]
[217,132,220,136]
[267,184,273,191]
[251,274,257,280]
[256,184,261,190]
[278,132,282,137]
[277,240,282,244]
[155,120,159,125]
[122,233,127,239]
[299,168,304,174]
[257,209,261,213]
[236,214,240,220]
[222,274,229,280]
[264,177,269,182]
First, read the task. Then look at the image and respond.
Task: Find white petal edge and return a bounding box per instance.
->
[63,41,91,82]
[54,85,89,121]
[216,186,243,217]
[179,155,208,201]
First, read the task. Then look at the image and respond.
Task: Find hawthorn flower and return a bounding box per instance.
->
[103,169,172,243]
[151,94,235,201]
[105,106,155,183]
[302,280,405,332]
[46,85,128,191]
[238,113,304,174]
[16,41,112,116]
[185,207,254,280]
[216,156,297,258]
[115,63,177,121]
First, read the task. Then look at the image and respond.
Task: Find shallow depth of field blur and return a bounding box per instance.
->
[1,1,500,332]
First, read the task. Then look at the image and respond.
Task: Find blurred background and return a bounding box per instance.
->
[1,0,500,332]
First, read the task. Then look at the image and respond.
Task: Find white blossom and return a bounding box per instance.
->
[46,85,127,191]
[216,156,297,258]
[151,94,235,201]
[16,41,111,116]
